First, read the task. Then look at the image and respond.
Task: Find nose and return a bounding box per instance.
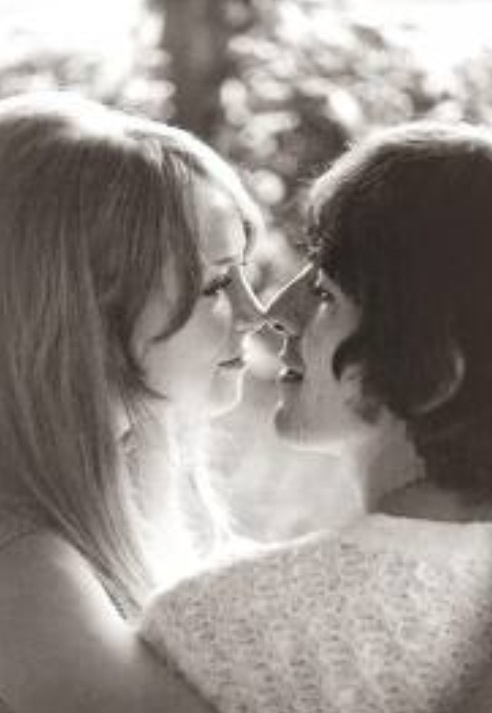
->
[230,266,265,334]
[266,271,307,337]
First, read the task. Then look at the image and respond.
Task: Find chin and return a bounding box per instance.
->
[274,402,312,448]
[208,369,244,417]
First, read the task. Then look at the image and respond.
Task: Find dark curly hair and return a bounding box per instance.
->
[307,122,492,493]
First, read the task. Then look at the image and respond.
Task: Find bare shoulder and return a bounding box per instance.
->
[0,531,215,713]
[0,528,104,601]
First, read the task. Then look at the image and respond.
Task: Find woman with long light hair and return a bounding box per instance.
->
[0,91,264,712]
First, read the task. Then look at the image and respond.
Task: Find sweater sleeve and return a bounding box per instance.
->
[139,531,492,713]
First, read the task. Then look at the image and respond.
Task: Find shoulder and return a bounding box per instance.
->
[155,518,492,624]
[0,530,215,713]
[0,528,113,632]
[141,523,492,713]
[0,530,120,709]
[144,515,492,622]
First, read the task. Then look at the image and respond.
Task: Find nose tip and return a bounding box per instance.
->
[266,293,296,337]
[235,297,266,334]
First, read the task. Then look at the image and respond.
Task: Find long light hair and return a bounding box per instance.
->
[0,92,262,614]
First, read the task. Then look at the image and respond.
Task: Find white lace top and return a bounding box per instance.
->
[140,515,492,713]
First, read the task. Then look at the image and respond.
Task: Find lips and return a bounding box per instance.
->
[218,355,245,369]
[279,365,304,383]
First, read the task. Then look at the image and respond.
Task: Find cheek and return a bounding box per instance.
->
[152,301,231,368]
[209,295,233,330]
[306,345,336,401]
[137,298,237,397]
[303,309,339,379]
[302,317,363,430]
[138,340,177,391]
[186,298,233,359]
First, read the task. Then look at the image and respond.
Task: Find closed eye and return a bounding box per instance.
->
[311,284,334,301]
[202,273,233,297]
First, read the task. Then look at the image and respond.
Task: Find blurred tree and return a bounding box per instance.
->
[151,0,257,139]
[2,0,490,281]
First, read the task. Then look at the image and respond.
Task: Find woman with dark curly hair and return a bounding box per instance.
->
[141,122,492,713]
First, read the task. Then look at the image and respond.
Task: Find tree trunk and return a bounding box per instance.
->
[161,0,231,139]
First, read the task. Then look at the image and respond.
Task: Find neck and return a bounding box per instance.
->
[338,415,426,513]
[338,415,492,523]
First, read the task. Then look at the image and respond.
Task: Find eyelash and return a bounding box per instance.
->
[202,273,233,297]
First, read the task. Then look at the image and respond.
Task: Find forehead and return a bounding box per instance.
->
[192,179,248,263]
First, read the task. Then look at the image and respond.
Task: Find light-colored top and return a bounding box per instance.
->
[140,514,492,713]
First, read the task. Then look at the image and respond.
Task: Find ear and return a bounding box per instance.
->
[412,342,466,416]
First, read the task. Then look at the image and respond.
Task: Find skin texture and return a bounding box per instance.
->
[0,532,216,713]
[267,263,369,453]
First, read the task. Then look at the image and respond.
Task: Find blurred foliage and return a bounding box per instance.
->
[212,0,492,283]
[0,4,170,117]
[2,0,492,286]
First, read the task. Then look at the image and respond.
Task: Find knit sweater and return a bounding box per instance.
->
[140,515,492,713]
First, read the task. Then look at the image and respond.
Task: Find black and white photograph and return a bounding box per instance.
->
[0,0,491,711]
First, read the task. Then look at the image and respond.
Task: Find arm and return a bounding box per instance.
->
[0,531,216,713]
